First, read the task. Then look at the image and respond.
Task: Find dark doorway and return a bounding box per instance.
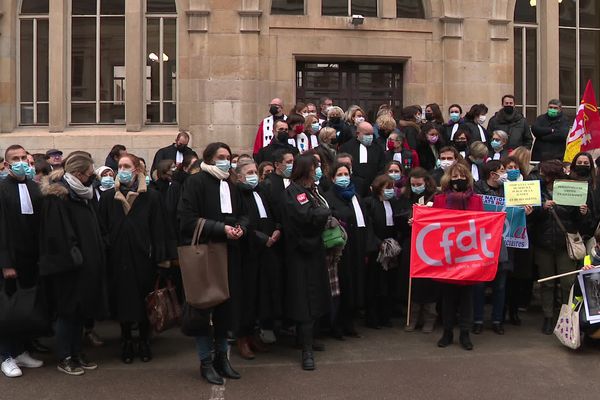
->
[296,61,403,122]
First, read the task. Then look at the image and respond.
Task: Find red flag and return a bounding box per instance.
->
[409,206,505,282]
[564,80,600,161]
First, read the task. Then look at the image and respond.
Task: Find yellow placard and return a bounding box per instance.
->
[504,180,542,207]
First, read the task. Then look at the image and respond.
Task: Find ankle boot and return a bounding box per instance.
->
[237,337,255,360]
[437,330,453,347]
[302,350,315,371]
[200,357,224,385]
[139,340,152,362]
[214,352,241,379]
[404,303,421,332]
[542,317,554,335]
[459,330,473,350]
[121,340,135,364]
[421,303,437,333]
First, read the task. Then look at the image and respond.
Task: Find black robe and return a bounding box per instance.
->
[324,186,368,311]
[178,171,248,336]
[99,183,175,322]
[150,144,197,176]
[282,182,331,322]
[39,175,108,320]
[339,139,385,191]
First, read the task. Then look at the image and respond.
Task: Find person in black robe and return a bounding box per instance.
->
[363,174,402,329]
[0,145,45,377]
[98,154,175,364]
[255,120,299,165]
[39,153,108,376]
[282,153,331,371]
[234,159,282,360]
[150,131,198,178]
[104,144,127,172]
[178,142,248,385]
[324,163,368,338]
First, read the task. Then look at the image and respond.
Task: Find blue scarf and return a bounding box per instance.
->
[334,182,356,201]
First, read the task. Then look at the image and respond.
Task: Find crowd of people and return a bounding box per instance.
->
[0,94,597,386]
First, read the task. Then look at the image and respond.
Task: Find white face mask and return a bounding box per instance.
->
[440,159,455,171]
[478,115,487,124]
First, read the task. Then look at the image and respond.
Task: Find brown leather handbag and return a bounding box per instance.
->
[145,277,182,333]
[178,218,230,309]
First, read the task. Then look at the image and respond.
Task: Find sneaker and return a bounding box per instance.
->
[73,354,98,370]
[15,352,44,368]
[1,358,23,378]
[84,330,104,347]
[259,329,277,344]
[57,357,84,376]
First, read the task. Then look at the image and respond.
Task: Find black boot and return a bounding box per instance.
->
[121,340,135,364]
[459,330,473,350]
[201,357,224,385]
[214,352,241,379]
[302,350,315,371]
[437,330,453,348]
[542,317,554,335]
[139,340,152,362]
[509,307,522,326]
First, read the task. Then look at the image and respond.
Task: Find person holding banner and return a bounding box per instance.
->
[433,162,483,350]
[568,152,600,222]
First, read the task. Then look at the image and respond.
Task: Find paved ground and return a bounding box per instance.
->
[3,309,600,400]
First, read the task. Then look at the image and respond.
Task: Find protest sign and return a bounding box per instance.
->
[578,269,600,324]
[504,180,542,207]
[482,195,529,249]
[553,180,589,207]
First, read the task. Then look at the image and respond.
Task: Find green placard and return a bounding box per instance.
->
[553,180,588,207]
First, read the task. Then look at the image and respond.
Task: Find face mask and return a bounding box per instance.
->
[427,135,439,144]
[449,112,460,123]
[478,115,487,124]
[383,188,395,200]
[283,163,293,178]
[440,159,454,171]
[415,114,422,123]
[412,185,426,195]
[83,175,95,187]
[294,125,304,135]
[503,106,514,115]
[0,170,9,180]
[311,123,321,132]
[360,134,373,147]
[388,172,401,182]
[335,176,350,189]
[329,117,341,124]
[176,144,187,152]
[573,165,591,177]
[277,130,289,143]
[10,161,28,178]
[387,140,395,151]
[231,163,237,170]
[547,108,559,118]
[215,159,231,172]
[313,166,323,182]
[244,174,259,189]
[302,113,309,118]
[425,112,434,121]
[269,105,280,116]
[118,170,133,184]
[145,176,151,185]
[453,141,467,151]
[472,158,484,166]
[496,172,508,183]
[491,140,503,150]
[451,178,468,192]
[101,176,115,189]
[355,116,365,124]
[25,165,36,180]
[507,169,521,181]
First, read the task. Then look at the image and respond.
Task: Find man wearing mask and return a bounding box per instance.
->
[253,98,288,156]
[150,131,198,178]
[432,147,461,186]
[0,145,45,378]
[486,95,532,151]
[318,97,333,124]
[255,120,299,165]
[531,99,571,162]
[339,122,385,196]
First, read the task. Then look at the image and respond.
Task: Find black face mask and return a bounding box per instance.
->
[329,117,341,125]
[573,165,591,177]
[83,175,96,187]
[453,141,467,151]
[269,105,280,116]
[425,112,434,121]
[276,130,289,143]
[451,178,468,192]
[176,144,187,152]
[503,106,515,115]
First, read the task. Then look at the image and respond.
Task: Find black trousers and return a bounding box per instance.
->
[441,284,473,331]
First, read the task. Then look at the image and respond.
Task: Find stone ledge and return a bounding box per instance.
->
[489,19,511,41]
[239,10,263,33]
[186,10,210,33]
[440,16,463,39]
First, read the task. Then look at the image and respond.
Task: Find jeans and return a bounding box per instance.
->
[473,270,508,324]
[0,338,25,361]
[195,336,229,362]
[55,317,84,360]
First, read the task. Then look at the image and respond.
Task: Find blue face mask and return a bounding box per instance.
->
[411,185,426,195]
[10,161,28,178]
[383,188,395,200]
[507,169,521,181]
[145,176,151,185]
[315,166,323,182]
[360,134,373,147]
[0,170,9,180]
[335,176,350,189]
[311,123,321,132]
[283,163,293,178]
[101,176,115,189]
[25,165,36,180]
[118,170,133,184]
[450,112,460,123]
[244,174,259,189]
[388,172,401,182]
[491,140,503,150]
[215,159,231,172]
[231,163,238,171]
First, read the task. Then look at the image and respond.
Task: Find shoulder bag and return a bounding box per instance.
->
[145,276,182,333]
[550,207,586,261]
[554,285,582,350]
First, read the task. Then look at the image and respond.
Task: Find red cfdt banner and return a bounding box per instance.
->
[410,206,506,282]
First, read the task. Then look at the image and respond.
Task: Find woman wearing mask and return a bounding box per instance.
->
[347,106,366,138]
[40,153,108,375]
[363,175,402,328]
[99,153,175,364]
[258,161,274,182]
[434,162,483,350]
[416,123,446,172]
[425,103,445,132]
[444,104,464,142]
[325,163,368,338]
[385,131,420,171]
[398,168,439,332]
[375,114,398,149]
[489,130,510,161]
[149,159,175,200]
[179,142,247,384]
[324,106,352,146]
[305,114,321,149]
[282,153,331,370]
[463,104,489,144]
[93,166,115,203]
[466,141,489,182]
[385,160,406,199]
[450,128,471,159]
[398,105,422,150]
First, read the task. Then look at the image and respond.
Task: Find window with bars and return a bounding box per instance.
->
[513,0,539,125]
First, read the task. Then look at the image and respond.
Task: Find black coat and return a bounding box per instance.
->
[398,120,420,150]
[324,187,368,310]
[260,172,289,225]
[339,138,385,190]
[151,144,198,176]
[322,120,353,145]
[416,141,444,172]
[178,171,248,336]
[282,182,331,322]
[531,113,571,161]
[99,181,175,322]
[39,174,108,320]
[463,120,489,143]
[487,110,532,150]
[444,121,466,142]
[255,139,299,165]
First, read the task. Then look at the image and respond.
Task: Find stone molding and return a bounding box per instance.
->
[440,16,463,39]
[186,10,210,33]
[238,10,262,33]
[489,19,511,41]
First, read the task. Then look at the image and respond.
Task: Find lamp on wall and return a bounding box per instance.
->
[148,52,169,62]
[530,0,536,6]
[350,15,364,26]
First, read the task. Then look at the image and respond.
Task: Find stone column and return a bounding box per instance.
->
[0,1,17,132]
[125,0,144,131]
[539,0,559,105]
[48,0,67,132]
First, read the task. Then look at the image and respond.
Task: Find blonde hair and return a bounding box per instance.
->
[319,127,337,144]
[440,161,474,192]
[376,114,397,132]
[510,146,533,174]
[64,153,94,175]
[327,106,344,119]
[469,141,489,159]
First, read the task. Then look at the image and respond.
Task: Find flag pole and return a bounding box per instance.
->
[537,269,582,283]
[406,277,413,327]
